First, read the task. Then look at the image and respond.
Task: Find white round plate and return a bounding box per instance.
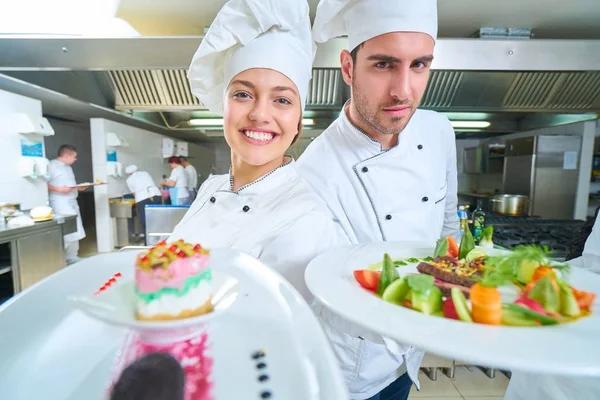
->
[305,241,600,376]
[69,270,239,343]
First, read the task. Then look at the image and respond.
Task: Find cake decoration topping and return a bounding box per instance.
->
[136,242,209,272]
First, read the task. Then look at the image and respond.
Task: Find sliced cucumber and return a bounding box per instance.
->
[451,287,473,323]
[501,308,539,326]
[382,278,410,305]
[502,303,558,325]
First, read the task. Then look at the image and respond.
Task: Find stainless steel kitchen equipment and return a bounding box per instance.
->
[145,205,189,245]
[463,143,505,174]
[109,200,135,247]
[489,194,529,216]
[485,215,585,261]
[503,135,582,219]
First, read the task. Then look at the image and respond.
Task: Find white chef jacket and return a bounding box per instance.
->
[126,171,161,203]
[168,165,190,199]
[168,159,349,302]
[184,164,198,191]
[47,159,85,242]
[296,105,459,399]
[504,212,600,400]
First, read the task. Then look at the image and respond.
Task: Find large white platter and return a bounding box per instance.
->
[0,250,347,400]
[305,241,600,376]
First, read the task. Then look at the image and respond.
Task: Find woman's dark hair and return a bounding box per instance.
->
[566,206,600,261]
[168,156,182,165]
[110,352,185,400]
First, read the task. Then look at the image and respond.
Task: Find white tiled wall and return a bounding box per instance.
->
[0,90,49,210]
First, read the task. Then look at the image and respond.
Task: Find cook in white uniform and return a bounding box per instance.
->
[160,156,190,206]
[504,211,600,400]
[296,1,459,399]
[125,165,161,237]
[169,0,348,302]
[180,157,198,203]
[47,144,88,264]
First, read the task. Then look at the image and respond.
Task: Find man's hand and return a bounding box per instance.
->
[59,186,74,194]
[77,185,90,191]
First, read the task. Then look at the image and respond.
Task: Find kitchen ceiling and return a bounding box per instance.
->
[0,0,599,143]
[116,0,600,39]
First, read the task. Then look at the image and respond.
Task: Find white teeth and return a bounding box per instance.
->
[243,130,274,141]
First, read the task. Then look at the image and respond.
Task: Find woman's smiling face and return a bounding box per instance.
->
[223,68,302,166]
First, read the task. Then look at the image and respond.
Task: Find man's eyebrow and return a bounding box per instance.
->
[366,54,401,63]
[414,55,434,63]
[365,54,435,64]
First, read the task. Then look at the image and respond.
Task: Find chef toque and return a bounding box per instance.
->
[312,0,438,51]
[125,165,138,175]
[187,0,316,115]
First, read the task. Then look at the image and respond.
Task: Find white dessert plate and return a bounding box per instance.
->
[305,241,600,377]
[68,270,238,342]
[0,249,347,400]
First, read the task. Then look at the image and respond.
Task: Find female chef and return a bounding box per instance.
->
[168,0,348,301]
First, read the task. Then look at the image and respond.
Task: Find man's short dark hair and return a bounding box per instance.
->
[180,156,188,162]
[350,42,365,66]
[58,144,77,157]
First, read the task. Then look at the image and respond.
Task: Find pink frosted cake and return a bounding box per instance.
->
[135,240,213,321]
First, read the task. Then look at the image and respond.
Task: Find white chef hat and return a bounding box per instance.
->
[125,165,138,174]
[187,0,316,115]
[312,0,438,51]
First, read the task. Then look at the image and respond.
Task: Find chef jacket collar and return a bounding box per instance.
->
[226,157,296,195]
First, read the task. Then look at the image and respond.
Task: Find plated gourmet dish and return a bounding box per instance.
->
[353,227,596,326]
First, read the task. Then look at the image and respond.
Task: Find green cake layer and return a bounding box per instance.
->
[135,269,212,304]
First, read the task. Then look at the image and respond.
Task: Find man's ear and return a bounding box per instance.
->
[340,50,353,86]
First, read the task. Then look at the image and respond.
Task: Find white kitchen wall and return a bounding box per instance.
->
[0,90,48,210]
[90,118,213,252]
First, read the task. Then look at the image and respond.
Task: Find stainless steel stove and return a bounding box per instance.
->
[485,215,585,260]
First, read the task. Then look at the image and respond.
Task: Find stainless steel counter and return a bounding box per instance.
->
[0,215,77,293]
[145,205,189,245]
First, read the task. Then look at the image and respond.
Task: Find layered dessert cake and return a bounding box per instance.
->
[135,240,213,321]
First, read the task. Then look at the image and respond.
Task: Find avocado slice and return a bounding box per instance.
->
[450,287,473,322]
[559,281,581,318]
[382,278,410,305]
[517,260,542,284]
[411,286,443,315]
[527,276,560,314]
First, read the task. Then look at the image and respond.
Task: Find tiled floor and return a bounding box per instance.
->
[409,367,509,400]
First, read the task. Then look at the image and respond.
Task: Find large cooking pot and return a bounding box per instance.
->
[490,194,529,216]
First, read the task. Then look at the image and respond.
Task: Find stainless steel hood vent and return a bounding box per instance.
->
[421,71,464,108]
[503,71,600,109]
[109,69,203,111]
[109,68,342,111]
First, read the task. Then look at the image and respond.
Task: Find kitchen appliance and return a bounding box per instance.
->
[463,143,505,174]
[503,135,582,219]
[489,194,529,216]
[485,215,585,260]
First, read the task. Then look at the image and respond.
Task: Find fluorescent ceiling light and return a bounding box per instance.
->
[189,118,315,126]
[450,121,491,129]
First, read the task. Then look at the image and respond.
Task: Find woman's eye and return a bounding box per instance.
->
[233,92,250,99]
[276,98,292,105]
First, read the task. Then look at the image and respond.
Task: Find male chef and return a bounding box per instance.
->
[180,157,198,203]
[47,144,88,264]
[297,0,459,399]
[125,165,162,239]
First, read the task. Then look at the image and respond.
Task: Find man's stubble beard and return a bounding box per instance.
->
[351,79,415,136]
